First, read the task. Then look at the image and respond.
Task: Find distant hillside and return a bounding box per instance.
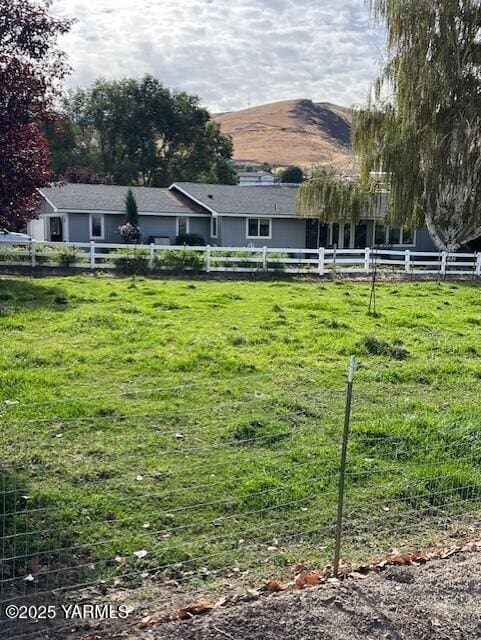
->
[215,99,355,170]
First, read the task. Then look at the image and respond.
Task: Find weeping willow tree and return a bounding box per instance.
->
[298,0,481,251]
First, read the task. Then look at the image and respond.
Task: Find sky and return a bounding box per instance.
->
[51,0,385,113]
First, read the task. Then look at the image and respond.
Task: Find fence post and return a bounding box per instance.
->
[149,243,155,270]
[476,253,481,277]
[333,355,356,577]
[405,249,411,274]
[206,245,211,273]
[318,247,325,276]
[31,241,36,268]
[262,246,268,272]
[364,247,371,273]
[90,241,95,270]
[441,250,447,277]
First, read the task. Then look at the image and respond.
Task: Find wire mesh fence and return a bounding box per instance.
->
[1,367,481,638]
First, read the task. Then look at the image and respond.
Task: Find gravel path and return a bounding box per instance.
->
[145,552,481,640]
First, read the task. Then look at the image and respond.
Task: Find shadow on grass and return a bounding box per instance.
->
[0,279,70,312]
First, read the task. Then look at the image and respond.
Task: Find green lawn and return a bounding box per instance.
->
[1,275,481,594]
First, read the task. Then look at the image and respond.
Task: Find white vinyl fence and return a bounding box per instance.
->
[1,241,481,276]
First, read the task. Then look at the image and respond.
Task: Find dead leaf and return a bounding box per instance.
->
[114,556,128,566]
[295,570,322,589]
[215,596,230,608]
[259,580,288,593]
[30,556,40,572]
[138,615,166,629]
[177,601,215,620]
[106,511,116,521]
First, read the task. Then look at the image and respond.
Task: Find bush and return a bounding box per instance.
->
[112,248,151,275]
[154,249,205,273]
[175,233,206,246]
[0,245,29,263]
[56,246,83,268]
[34,245,57,264]
[267,252,287,271]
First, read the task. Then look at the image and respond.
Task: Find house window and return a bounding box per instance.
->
[374,222,416,246]
[211,216,218,238]
[89,213,104,240]
[374,222,386,245]
[177,217,190,236]
[388,227,401,245]
[246,218,272,239]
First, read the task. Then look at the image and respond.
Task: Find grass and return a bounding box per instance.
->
[1,275,481,593]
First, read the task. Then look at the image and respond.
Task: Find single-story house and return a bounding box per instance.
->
[237,171,275,187]
[30,182,438,251]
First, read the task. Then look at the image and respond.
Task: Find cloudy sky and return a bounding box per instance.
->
[51,0,385,113]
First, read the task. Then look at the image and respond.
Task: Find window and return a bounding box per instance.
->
[401,227,415,245]
[388,227,401,245]
[211,216,218,238]
[374,222,416,246]
[89,213,104,239]
[246,217,272,239]
[177,217,189,236]
[374,222,386,245]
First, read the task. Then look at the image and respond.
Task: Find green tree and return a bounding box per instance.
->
[119,189,141,243]
[298,0,481,251]
[55,76,235,187]
[279,166,304,183]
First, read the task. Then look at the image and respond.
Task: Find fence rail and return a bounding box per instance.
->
[1,241,481,276]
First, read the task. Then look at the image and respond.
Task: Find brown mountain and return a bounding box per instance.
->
[215,99,355,170]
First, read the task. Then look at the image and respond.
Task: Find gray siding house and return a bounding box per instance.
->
[30,182,437,252]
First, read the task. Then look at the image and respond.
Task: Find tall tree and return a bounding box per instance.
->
[0,0,72,228]
[57,76,236,187]
[298,0,481,251]
[279,166,304,184]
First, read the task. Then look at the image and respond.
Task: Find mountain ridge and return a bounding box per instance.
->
[214,99,355,170]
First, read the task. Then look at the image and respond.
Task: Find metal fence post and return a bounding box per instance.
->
[333,355,356,576]
[31,241,36,268]
[90,241,95,270]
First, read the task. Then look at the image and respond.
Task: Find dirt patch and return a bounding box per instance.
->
[139,552,481,640]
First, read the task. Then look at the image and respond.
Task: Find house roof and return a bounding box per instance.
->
[39,183,197,215]
[237,171,274,178]
[171,182,300,216]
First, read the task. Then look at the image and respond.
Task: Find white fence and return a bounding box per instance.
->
[1,241,481,276]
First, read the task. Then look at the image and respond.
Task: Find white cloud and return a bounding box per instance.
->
[52,0,385,112]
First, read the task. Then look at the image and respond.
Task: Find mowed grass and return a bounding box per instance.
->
[1,275,481,591]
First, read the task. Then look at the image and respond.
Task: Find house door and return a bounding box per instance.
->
[330,222,354,249]
[355,222,368,248]
[49,217,64,242]
[305,220,319,249]
[305,220,329,249]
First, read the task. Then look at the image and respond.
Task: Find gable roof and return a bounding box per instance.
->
[39,183,199,215]
[171,182,299,216]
